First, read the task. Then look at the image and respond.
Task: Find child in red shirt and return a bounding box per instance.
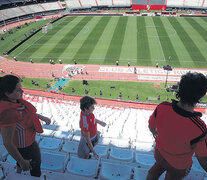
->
[78,96,106,159]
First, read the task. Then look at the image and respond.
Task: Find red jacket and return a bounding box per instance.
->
[149,100,207,169]
[0,99,43,148]
[80,111,97,139]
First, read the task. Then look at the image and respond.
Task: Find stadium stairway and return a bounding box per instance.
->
[0,94,206,179]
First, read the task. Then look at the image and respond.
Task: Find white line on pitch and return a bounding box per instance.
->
[151,17,166,61]
[15,20,68,57]
[69,23,90,45]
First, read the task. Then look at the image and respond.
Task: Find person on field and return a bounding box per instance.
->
[147,72,207,180]
[78,96,106,159]
[116,60,119,66]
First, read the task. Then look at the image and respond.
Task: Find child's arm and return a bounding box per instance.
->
[96,119,106,127]
[37,114,51,125]
[84,132,99,159]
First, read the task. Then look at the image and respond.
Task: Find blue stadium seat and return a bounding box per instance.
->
[41,151,69,172]
[0,145,8,162]
[109,147,134,162]
[135,153,155,168]
[40,129,55,137]
[134,167,165,180]
[42,124,58,131]
[6,155,16,165]
[10,0,24,3]
[0,0,10,5]
[183,170,206,180]
[94,145,109,158]
[0,134,3,145]
[61,141,79,154]
[0,165,5,180]
[99,161,132,180]
[39,137,63,151]
[53,130,73,140]
[35,135,41,144]
[192,157,206,173]
[66,156,99,177]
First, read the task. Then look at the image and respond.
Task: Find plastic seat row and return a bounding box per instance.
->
[1,135,206,179]
[2,152,206,180]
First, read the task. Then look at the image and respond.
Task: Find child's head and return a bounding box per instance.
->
[80,96,97,113]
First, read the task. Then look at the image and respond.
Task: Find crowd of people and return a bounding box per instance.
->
[0,72,206,179]
[31,79,40,87]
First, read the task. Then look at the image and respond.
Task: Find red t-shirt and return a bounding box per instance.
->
[149,100,207,169]
[79,111,97,139]
[0,99,43,148]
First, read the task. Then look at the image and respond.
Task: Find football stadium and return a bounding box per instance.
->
[0,0,207,179]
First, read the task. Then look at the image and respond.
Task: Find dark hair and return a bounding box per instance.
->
[176,72,207,106]
[80,96,97,111]
[0,75,20,100]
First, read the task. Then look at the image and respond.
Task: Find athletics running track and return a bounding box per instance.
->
[1,56,207,113]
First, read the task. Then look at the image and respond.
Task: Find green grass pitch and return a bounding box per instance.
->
[4,16,207,69]
[19,77,207,103]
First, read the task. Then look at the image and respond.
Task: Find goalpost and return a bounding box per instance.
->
[42,23,52,33]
